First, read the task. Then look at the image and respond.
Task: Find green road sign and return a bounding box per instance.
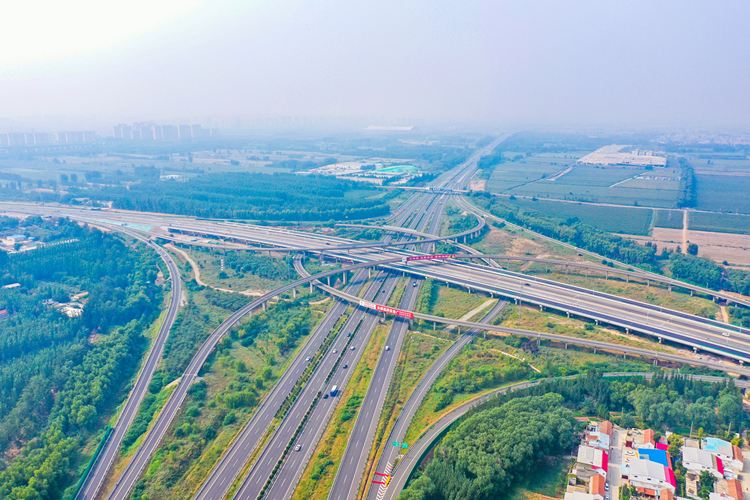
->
[392,441,400,447]
[402,443,409,449]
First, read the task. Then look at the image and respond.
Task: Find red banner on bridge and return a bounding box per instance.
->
[405,254,455,262]
[360,300,414,319]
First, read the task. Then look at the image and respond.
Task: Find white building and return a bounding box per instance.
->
[682,447,724,479]
[628,458,676,492]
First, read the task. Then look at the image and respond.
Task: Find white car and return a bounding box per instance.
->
[295,444,301,451]
[385,345,390,351]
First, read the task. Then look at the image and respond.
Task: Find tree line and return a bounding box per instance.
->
[0,226,164,500]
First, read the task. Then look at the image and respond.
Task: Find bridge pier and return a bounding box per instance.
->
[343,272,347,285]
[658,337,662,343]
[564,343,567,349]
[262,302,267,311]
[566,311,570,318]
[368,268,372,279]
[327,276,331,286]
[626,275,629,283]
[647,279,650,287]
[310,282,313,293]
[293,288,297,299]
[668,284,672,292]
[565,265,568,275]
[539,305,543,311]
[605,271,609,280]
[690,289,693,296]
[595,319,599,325]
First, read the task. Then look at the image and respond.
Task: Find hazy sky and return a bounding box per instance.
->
[2,0,749,127]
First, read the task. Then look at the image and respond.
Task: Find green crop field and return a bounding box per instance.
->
[690,211,750,235]
[503,165,680,208]
[485,158,567,193]
[507,198,654,235]
[654,209,684,229]
[695,174,750,214]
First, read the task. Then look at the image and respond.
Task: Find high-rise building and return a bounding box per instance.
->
[178,125,192,140]
[82,131,95,143]
[8,133,26,146]
[33,133,50,144]
[161,125,179,141]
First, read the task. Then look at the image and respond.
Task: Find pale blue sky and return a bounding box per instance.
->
[1,0,748,127]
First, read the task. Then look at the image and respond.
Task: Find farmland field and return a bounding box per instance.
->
[654,209,684,229]
[503,165,680,208]
[690,211,750,235]
[507,198,654,235]
[486,157,568,193]
[695,174,750,214]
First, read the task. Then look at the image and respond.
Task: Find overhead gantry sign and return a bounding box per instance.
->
[359,300,415,319]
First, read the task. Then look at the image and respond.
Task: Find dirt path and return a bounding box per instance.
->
[167,243,209,286]
[683,209,689,253]
[489,348,541,373]
[445,298,496,332]
[721,305,730,323]
[166,244,268,296]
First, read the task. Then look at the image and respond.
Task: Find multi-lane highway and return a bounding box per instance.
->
[191,269,369,500]
[366,299,507,500]
[4,135,750,500]
[75,225,184,500]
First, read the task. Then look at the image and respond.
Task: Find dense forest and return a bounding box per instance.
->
[92,173,389,221]
[400,372,746,500]
[0,172,392,221]
[399,394,576,500]
[0,220,164,499]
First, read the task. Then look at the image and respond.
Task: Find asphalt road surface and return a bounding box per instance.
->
[75,227,184,500]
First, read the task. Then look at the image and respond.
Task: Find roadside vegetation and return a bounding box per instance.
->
[130,291,330,499]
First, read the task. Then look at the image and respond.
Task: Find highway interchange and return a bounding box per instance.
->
[3,137,750,500]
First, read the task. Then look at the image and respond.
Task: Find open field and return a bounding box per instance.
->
[431,287,493,320]
[690,211,750,235]
[401,327,655,447]
[625,227,750,267]
[695,174,750,214]
[506,456,572,500]
[690,157,750,176]
[486,157,566,193]
[502,164,680,207]
[506,198,654,235]
[654,209,685,229]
